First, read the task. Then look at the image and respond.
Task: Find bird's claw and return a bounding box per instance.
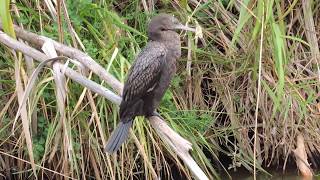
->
[147,111,163,120]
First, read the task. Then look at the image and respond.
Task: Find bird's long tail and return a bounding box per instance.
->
[105,120,133,153]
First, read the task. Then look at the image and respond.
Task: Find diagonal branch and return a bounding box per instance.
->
[0,22,124,94]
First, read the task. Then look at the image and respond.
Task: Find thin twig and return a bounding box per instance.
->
[253,5,264,180]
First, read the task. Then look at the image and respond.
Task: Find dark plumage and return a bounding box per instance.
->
[105,14,195,153]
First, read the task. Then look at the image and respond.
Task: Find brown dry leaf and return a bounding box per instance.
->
[12,50,37,178]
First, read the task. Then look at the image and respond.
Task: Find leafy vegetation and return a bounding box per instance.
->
[0,0,320,179]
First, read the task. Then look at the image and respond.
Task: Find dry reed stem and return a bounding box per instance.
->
[43,0,57,19]
[0,92,16,121]
[42,40,72,178]
[302,0,320,82]
[12,1,39,136]
[293,134,313,178]
[11,49,37,178]
[89,151,102,180]
[253,6,264,180]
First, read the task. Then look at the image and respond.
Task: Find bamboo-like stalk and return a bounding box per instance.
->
[0,22,124,94]
[0,27,209,180]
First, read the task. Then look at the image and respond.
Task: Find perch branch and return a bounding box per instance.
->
[0,28,209,180]
[0,22,123,94]
[0,30,121,105]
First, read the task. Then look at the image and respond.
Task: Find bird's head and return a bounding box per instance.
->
[147,14,195,41]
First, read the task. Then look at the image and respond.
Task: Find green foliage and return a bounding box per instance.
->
[179,110,213,133]
[0,0,16,38]
[0,117,11,139]
[33,116,48,161]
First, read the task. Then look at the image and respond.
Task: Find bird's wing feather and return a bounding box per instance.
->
[123,42,166,102]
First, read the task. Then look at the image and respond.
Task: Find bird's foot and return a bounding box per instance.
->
[146,111,163,120]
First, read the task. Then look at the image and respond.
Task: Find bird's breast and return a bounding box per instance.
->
[163,56,177,80]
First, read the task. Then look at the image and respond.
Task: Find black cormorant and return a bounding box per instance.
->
[105,14,195,153]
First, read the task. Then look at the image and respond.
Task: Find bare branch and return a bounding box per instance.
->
[0,31,121,105]
[0,22,124,94]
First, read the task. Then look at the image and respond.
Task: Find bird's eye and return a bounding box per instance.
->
[171,17,178,23]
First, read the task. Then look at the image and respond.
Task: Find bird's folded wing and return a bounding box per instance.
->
[123,42,166,102]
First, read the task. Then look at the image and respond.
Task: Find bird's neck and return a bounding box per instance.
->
[150,31,181,58]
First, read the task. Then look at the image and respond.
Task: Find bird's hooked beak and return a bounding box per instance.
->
[173,23,196,32]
